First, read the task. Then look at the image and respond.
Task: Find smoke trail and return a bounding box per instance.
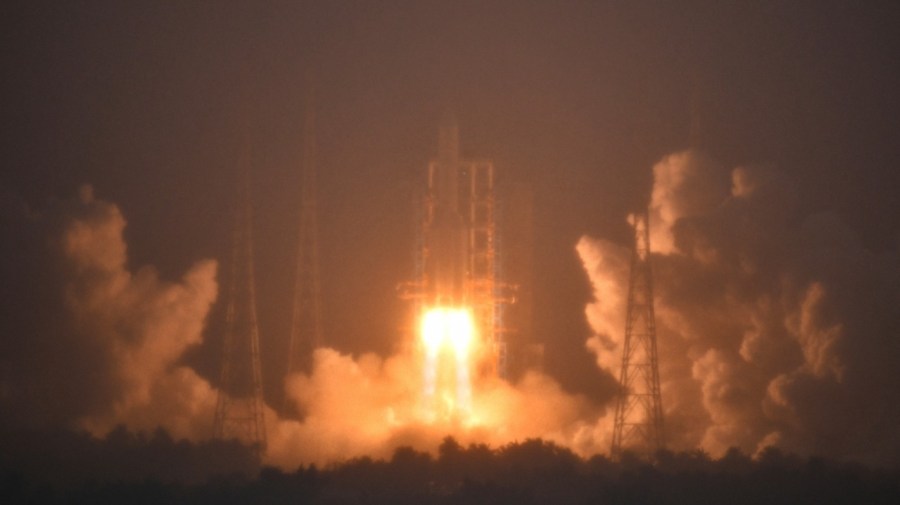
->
[578,151,900,466]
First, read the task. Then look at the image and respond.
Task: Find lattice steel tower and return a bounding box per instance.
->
[285,80,323,389]
[213,140,267,456]
[611,209,664,457]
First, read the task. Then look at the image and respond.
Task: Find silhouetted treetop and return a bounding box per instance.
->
[1,431,898,504]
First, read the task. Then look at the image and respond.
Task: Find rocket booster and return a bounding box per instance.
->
[427,113,468,305]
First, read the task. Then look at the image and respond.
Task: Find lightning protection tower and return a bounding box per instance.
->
[284,79,324,394]
[611,209,664,458]
[213,139,267,456]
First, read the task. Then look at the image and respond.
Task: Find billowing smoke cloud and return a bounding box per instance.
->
[0,186,218,439]
[266,348,604,468]
[578,151,900,467]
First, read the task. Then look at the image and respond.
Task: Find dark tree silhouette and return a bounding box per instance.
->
[2,431,899,504]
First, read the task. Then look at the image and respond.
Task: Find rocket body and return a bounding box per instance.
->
[426,114,468,305]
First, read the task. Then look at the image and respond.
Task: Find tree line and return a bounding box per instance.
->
[2,427,898,504]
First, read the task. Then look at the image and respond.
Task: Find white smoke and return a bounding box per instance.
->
[50,186,218,439]
[266,347,605,468]
[578,151,900,467]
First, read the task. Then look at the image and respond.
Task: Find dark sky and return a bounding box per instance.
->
[3,0,899,403]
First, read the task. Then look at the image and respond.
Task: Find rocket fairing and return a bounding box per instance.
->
[426,113,469,305]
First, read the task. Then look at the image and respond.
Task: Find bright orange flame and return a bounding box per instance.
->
[420,307,476,421]
[421,307,475,355]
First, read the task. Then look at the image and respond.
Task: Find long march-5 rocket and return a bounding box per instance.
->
[426,113,469,305]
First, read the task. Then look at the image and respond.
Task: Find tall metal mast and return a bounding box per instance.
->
[213,137,267,457]
[285,78,324,396]
[611,209,664,457]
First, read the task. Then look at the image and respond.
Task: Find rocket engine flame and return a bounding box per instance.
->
[421,307,475,355]
[420,307,476,421]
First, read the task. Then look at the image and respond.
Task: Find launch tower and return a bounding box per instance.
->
[285,80,324,396]
[213,141,267,456]
[611,209,665,457]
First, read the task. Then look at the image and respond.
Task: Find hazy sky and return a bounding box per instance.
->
[3,0,899,405]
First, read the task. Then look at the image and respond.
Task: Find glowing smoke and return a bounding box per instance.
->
[0,186,218,439]
[578,151,900,467]
[267,305,606,467]
[61,186,218,439]
[269,348,602,467]
[264,306,608,467]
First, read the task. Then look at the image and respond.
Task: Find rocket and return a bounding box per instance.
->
[426,113,469,306]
